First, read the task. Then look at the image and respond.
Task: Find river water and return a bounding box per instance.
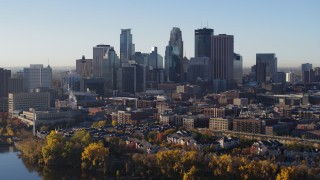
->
[0,146,114,180]
[0,146,41,180]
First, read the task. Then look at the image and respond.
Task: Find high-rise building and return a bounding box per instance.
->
[233,53,243,86]
[286,72,295,83]
[256,53,277,83]
[23,64,52,92]
[303,69,314,83]
[146,47,164,85]
[120,29,134,63]
[0,68,11,98]
[8,77,24,94]
[274,72,286,84]
[61,71,82,91]
[186,57,211,83]
[117,65,136,94]
[212,34,234,80]
[0,68,11,112]
[195,28,213,59]
[76,56,93,78]
[132,52,149,65]
[148,47,163,69]
[92,45,120,93]
[169,27,183,59]
[165,46,181,82]
[165,27,184,83]
[301,63,312,82]
[131,63,146,92]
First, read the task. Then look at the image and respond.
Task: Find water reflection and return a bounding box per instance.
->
[0,146,113,180]
[0,146,40,180]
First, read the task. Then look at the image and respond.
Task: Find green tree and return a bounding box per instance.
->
[71,130,91,147]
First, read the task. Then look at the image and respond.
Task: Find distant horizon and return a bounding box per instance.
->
[1,0,319,67]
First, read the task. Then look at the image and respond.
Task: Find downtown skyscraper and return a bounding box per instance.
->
[165,27,184,82]
[23,64,52,92]
[0,68,11,98]
[120,29,134,63]
[92,45,120,93]
[256,53,277,83]
[195,28,213,59]
[212,34,234,80]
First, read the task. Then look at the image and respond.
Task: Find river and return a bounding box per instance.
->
[0,146,41,180]
[0,146,114,179]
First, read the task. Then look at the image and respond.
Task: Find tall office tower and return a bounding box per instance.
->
[165,27,184,82]
[23,64,52,92]
[8,77,24,94]
[148,47,163,69]
[212,34,234,80]
[120,29,134,63]
[165,46,180,82]
[76,56,93,78]
[233,53,243,86]
[314,67,320,75]
[131,63,146,92]
[301,63,312,82]
[314,67,320,82]
[195,28,213,59]
[0,68,11,98]
[256,53,277,83]
[169,27,183,59]
[303,69,314,83]
[286,72,295,83]
[132,52,149,65]
[275,72,286,84]
[92,45,120,92]
[186,57,211,83]
[117,65,136,94]
[0,68,11,112]
[61,71,82,91]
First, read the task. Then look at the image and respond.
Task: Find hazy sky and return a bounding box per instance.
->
[0,0,319,68]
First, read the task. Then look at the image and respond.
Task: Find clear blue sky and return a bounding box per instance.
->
[0,0,319,68]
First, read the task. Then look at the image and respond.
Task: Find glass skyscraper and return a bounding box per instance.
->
[256,53,277,83]
[165,27,183,82]
[195,28,213,59]
[120,29,134,63]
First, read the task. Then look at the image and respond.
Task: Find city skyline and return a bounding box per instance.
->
[0,0,319,67]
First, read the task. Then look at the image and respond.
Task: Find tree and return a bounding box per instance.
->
[276,166,295,180]
[163,128,175,135]
[42,131,67,165]
[156,132,166,143]
[112,120,118,126]
[147,131,157,143]
[183,166,198,180]
[92,120,106,128]
[156,149,182,178]
[71,130,91,147]
[81,142,109,170]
